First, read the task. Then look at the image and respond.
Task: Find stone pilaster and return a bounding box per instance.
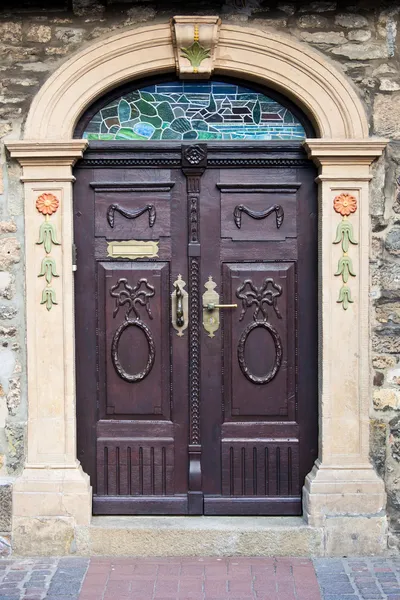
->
[5,141,91,555]
[303,140,388,555]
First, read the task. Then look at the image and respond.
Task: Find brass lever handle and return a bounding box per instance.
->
[206,303,238,311]
[176,284,184,327]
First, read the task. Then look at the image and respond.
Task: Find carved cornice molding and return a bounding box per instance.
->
[171,16,221,79]
[304,139,388,167]
[6,140,88,168]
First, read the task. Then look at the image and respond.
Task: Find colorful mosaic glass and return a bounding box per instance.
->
[83,81,306,141]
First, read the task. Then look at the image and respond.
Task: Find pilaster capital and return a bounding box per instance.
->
[5,140,88,168]
[5,140,88,182]
[304,139,388,177]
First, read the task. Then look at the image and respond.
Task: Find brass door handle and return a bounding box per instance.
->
[171,275,188,337]
[176,284,184,327]
[205,303,237,310]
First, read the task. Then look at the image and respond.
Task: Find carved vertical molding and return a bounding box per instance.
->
[189,257,201,446]
[182,144,207,513]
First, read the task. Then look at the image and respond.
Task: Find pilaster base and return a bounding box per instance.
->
[12,462,91,555]
[303,461,386,527]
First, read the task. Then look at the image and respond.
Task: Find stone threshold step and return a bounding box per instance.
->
[75,516,325,557]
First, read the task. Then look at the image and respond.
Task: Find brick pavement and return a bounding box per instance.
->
[314,558,400,600]
[79,557,320,600]
[0,556,399,600]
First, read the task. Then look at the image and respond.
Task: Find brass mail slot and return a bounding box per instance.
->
[107,240,159,259]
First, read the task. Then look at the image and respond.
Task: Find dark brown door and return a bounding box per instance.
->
[74,142,318,515]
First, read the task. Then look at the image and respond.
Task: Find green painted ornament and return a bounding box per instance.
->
[41,287,57,311]
[37,221,60,254]
[180,41,211,69]
[333,219,358,253]
[335,255,356,284]
[38,257,59,285]
[337,285,353,310]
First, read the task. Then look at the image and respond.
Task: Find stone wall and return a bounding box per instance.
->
[1,0,400,549]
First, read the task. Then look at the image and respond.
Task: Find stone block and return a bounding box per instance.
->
[386,227,400,256]
[375,301,400,325]
[5,421,25,475]
[373,388,400,410]
[332,42,388,60]
[0,305,17,320]
[374,94,400,138]
[334,13,369,28]
[26,25,52,43]
[297,14,329,28]
[373,327,400,354]
[6,378,20,416]
[0,123,12,139]
[374,370,384,386]
[0,45,40,62]
[380,79,400,92]
[0,23,22,44]
[373,64,398,76]
[0,221,17,234]
[370,420,387,478]
[300,31,345,45]
[370,157,386,218]
[251,17,288,28]
[12,517,76,556]
[0,238,20,272]
[0,483,12,532]
[348,29,372,42]
[387,368,400,385]
[325,516,388,556]
[0,326,17,337]
[75,516,324,557]
[372,260,400,292]
[54,27,85,45]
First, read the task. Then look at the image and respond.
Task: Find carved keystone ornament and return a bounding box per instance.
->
[171,16,222,79]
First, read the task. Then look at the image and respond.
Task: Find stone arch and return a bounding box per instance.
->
[24,23,368,141]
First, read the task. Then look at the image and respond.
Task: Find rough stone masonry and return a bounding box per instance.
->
[1,0,400,552]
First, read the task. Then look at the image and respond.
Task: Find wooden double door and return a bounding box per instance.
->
[74,141,317,515]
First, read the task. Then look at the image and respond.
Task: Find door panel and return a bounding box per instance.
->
[219,181,298,242]
[223,262,295,419]
[74,142,317,516]
[94,186,172,240]
[98,261,170,417]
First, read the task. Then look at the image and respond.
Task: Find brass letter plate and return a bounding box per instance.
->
[107,240,159,259]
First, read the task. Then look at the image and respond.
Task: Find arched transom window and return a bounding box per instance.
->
[82,80,307,141]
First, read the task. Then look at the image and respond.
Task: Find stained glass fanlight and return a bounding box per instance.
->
[82,80,307,142]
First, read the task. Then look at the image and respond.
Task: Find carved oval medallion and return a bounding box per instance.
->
[111,318,155,383]
[237,321,282,385]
